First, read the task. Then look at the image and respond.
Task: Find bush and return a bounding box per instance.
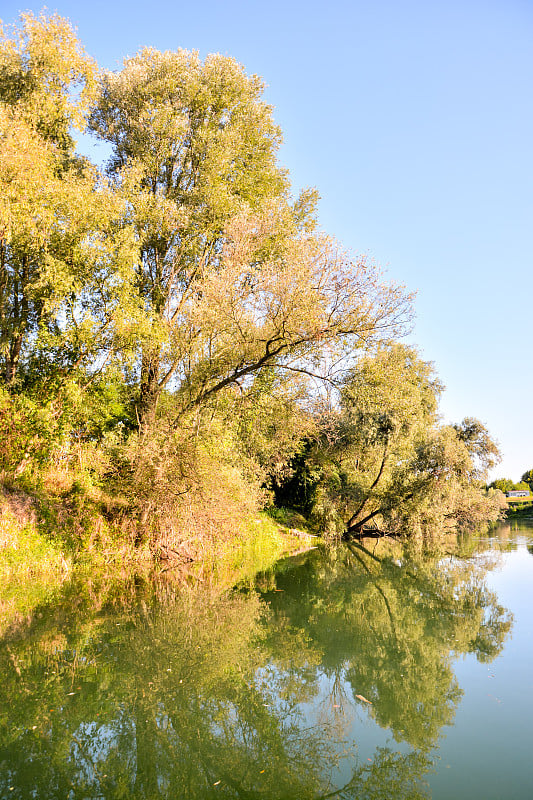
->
[0,389,58,476]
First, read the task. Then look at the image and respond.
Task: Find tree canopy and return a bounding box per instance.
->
[275,345,504,539]
[0,12,504,552]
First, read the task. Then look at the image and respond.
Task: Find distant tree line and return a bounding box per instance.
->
[488,474,532,494]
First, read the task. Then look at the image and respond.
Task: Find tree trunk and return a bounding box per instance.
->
[4,257,29,386]
[139,348,161,427]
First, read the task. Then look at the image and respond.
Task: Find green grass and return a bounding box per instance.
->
[506,498,533,516]
[195,512,316,588]
[265,505,313,532]
[0,505,68,634]
[0,473,319,635]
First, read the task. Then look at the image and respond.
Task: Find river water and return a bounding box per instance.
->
[1,522,532,799]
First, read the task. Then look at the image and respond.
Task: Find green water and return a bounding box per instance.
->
[1,523,532,799]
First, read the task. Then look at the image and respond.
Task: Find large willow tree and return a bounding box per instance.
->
[89,48,411,424]
[282,344,504,538]
[1,14,411,420]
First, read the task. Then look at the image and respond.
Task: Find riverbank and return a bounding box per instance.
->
[504,495,533,513]
[0,481,315,635]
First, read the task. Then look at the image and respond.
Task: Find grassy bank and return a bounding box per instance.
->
[0,481,315,635]
[0,496,67,635]
[505,498,533,518]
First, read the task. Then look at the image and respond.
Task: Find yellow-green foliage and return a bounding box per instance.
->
[200,513,314,588]
[0,502,65,578]
[0,501,66,634]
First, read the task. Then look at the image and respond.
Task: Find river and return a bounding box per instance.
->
[1,521,532,799]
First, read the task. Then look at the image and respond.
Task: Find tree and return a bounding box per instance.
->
[279,345,503,538]
[489,477,530,494]
[308,345,442,535]
[0,14,90,385]
[0,12,96,151]
[89,47,286,420]
[89,48,412,425]
[453,417,500,479]
[520,469,533,492]
[0,14,139,393]
[170,210,411,420]
[0,14,498,552]
[489,478,515,493]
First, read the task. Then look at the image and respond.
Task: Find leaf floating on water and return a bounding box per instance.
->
[355,694,372,704]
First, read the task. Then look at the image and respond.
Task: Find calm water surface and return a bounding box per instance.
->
[1,522,532,799]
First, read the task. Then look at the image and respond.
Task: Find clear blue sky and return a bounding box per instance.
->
[3,0,532,480]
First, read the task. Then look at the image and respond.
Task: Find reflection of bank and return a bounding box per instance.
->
[0,537,512,800]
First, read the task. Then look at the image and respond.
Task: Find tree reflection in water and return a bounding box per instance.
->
[0,540,512,799]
